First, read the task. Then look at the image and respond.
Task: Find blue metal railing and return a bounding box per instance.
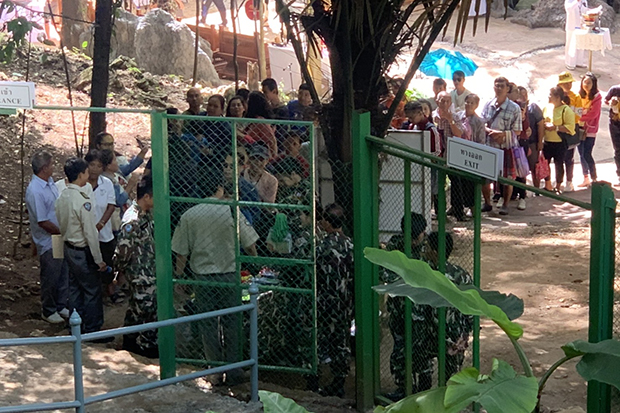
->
[0,283,260,413]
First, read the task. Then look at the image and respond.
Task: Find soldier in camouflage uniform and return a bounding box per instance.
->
[114,176,158,359]
[306,203,354,397]
[380,213,428,400]
[419,231,473,386]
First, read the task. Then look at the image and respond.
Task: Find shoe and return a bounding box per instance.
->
[499,206,509,215]
[564,182,574,192]
[42,312,65,324]
[385,389,405,402]
[517,199,526,210]
[58,308,70,318]
[578,180,591,188]
[496,197,504,208]
[566,65,576,70]
[481,203,493,212]
[492,193,501,202]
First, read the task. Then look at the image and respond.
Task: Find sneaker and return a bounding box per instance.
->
[499,205,509,215]
[58,308,70,318]
[42,312,65,324]
[481,203,493,212]
[496,197,504,208]
[564,182,574,192]
[517,199,526,211]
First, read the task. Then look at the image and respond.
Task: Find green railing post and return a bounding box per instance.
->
[403,160,413,396]
[151,110,176,380]
[352,110,377,410]
[437,171,447,387]
[587,182,616,413]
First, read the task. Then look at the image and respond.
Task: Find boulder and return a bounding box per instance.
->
[511,0,616,32]
[134,9,220,85]
[110,9,139,60]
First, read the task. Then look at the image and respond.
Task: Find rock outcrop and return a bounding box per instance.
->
[511,0,616,32]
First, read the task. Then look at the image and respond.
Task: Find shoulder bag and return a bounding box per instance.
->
[557,106,580,150]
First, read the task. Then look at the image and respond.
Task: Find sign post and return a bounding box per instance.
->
[0,81,36,113]
[446,137,504,180]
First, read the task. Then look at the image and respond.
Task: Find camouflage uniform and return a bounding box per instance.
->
[382,236,473,393]
[311,231,354,393]
[114,204,158,358]
[380,235,425,392]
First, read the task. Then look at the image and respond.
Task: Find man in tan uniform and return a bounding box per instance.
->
[55,157,108,335]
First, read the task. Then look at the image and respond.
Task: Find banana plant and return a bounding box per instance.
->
[364,247,620,413]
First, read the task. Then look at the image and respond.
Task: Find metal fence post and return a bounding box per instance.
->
[352,110,377,410]
[587,182,616,413]
[249,282,259,403]
[151,110,176,380]
[70,310,85,413]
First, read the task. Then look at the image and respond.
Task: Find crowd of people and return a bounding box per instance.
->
[398,69,613,217]
[26,68,620,399]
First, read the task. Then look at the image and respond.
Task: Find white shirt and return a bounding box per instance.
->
[56,179,93,195]
[91,175,116,243]
[171,202,259,274]
[450,88,472,111]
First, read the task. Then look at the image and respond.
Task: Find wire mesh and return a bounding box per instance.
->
[158,112,359,393]
[375,130,477,401]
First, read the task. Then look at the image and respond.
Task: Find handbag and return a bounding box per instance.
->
[511,145,529,178]
[536,152,550,180]
[576,124,586,141]
[558,106,580,150]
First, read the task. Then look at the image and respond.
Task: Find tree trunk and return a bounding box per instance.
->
[61,0,88,49]
[192,0,199,85]
[88,0,113,148]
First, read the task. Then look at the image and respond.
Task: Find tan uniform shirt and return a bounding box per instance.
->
[55,183,104,264]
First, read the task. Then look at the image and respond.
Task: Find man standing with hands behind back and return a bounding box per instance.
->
[56,157,108,337]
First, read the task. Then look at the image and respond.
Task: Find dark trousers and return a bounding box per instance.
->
[611,122,620,178]
[450,176,474,220]
[543,142,567,184]
[65,246,104,333]
[202,0,227,23]
[195,273,240,365]
[99,239,117,285]
[39,250,69,317]
[564,147,575,182]
[577,137,597,179]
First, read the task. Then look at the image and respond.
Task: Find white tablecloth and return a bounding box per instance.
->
[570,28,613,56]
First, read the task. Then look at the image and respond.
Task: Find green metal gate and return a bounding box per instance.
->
[150,112,319,380]
[351,110,617,412]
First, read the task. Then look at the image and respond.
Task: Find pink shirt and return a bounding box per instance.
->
[243,169,278,203]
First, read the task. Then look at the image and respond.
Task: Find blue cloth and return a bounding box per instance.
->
[119,156,144,177]
[420,49,478,79]
[25,175,60,255]
[239,176,261,225]
[113,182,130,207]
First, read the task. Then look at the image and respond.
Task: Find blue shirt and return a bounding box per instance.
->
[25,175,60,255]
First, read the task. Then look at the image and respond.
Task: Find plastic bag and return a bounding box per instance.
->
[536,152,550,180]
[266,213,292,254]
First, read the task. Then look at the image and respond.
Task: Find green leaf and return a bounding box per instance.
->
[562,339,620,389]
[259,390,311,413]
[81,40,88,49]
[373,280,524,321]
[381,387,460,413]
[444,359,538,413]
[364,249,523,339]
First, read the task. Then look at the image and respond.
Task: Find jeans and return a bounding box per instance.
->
[201,0,227,23]
[577,137,597,180]
[610,121,620,178]
[564,147,575,182]
[39,250,69,317]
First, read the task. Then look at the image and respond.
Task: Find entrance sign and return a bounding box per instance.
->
[446,137,503,180]
[0,81,36,109]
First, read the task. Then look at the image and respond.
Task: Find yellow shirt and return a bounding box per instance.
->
[568,90,582,123]
[543,104,576,143]
[55,183,104,264]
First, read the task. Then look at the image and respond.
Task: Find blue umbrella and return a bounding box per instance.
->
[419,49,478,79]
